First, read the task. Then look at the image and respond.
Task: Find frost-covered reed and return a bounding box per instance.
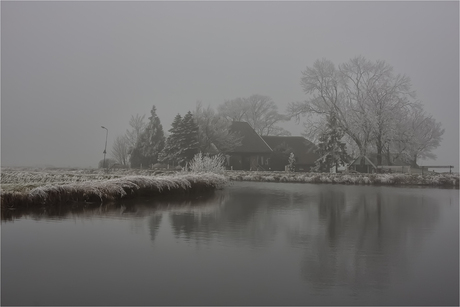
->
[1,172,228,210]
[226,171,459,188]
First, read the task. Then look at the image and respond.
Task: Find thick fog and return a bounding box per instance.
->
[1,1,458,170]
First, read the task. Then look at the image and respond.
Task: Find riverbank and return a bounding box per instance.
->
[226,170,459,188]
[1,167,458,210]
[1,169,227,210]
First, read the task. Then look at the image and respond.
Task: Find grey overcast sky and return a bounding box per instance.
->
[1,1,459,170]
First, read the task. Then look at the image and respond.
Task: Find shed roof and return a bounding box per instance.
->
[228,121,272,154]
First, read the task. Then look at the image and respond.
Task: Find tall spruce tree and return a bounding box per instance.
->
[159,114,183,166]
[130,105,165,168]
[178,111,200,165]
[313,112,349,172]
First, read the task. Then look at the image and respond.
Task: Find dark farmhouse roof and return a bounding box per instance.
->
[262,136,319,165]
[228,121,272,154]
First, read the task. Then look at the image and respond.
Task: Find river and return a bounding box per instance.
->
[2,182,458,305]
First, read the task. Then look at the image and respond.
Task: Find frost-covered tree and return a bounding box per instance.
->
[179,111,200,165]
[402,108,444,167]
[219,94,290,136]
[115,113,148,166]
[111,135,130,166]
[313,112,349,173]
[130,105,165,168]
[125,114,147,151]
[244,94,290,136]
[359,60,415,165]
[288,56,432,168]
[159,114,183,166]
[288,57,371,158]
[288,153,296,172]
[217,97,247,121]
[160,111,200,167]
[194,102,242,153]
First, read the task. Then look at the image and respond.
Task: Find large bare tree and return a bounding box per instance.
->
[111,113,148,167]
[218,94,290,136]
[217,97,247,122]
[340,57,415,164]
[194,102,242,153]
[401,107,444,167]
[288,56,441,166]
[126,114,147,151]
[111,135,130,166]
[288,58,369,156]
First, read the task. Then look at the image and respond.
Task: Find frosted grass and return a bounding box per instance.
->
[226,171,459,187]
[2,166,457,211]
[1,169,228,210]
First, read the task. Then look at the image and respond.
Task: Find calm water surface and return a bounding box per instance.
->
[2,182,459,305]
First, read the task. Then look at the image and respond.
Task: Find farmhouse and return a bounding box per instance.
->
[225,122,319,171]
[225,121,272,170]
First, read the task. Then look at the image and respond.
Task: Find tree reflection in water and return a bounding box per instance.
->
[149,183,448,297]
[169,188,278,246]
[296,188,441,293]
[148,214,163,242]
[2,182,452,300]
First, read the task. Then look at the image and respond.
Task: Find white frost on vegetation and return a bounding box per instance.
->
[188,153,226,175]
[1,167,228,207]
[226,171,458,187]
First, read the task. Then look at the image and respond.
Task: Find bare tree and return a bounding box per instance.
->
[244,94,290,136]
[402,107,444,167]
[111,135,130,166]
[343,57,415,165]
[218,97,247,121]
[288,56,427,165]
[218,94,290,136]
[194,101,242,153]
[126,114,147,151]
[288,58,368,156]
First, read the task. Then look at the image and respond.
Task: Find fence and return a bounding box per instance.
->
[421,166,454,174]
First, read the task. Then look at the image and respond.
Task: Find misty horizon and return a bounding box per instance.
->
[2,1,458,170]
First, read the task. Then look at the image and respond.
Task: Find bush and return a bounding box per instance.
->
[188,152,226,174]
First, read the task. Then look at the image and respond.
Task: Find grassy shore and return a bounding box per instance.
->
[1,168,227,210]
[226,170,459,188]
[1,167,458,211]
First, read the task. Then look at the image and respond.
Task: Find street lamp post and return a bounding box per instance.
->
[101,126,108,170]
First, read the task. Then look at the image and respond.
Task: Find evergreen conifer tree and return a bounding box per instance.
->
[129,146,143,168]
[159,114,183,166]
[178,111,200,165]
[130,105,165,168]
[313,112,349,172]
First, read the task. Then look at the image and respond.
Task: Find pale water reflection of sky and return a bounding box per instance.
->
[2,1,458,170]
